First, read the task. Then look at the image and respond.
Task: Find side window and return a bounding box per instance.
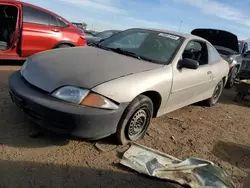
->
[23,5,49,25]
[207,43,221,63]
[182,40,208,65]
[49,16,68,27]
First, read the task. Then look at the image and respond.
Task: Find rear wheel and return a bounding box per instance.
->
[115,95,153,145]
[204,80,224,107]
[225,66,238,88]
[56,44,72,48]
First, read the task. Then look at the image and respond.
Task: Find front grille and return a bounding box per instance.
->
[24,108,75,133]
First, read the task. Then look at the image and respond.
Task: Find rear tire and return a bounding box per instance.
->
[115,95,153,145]
[56,44,72,48]
[225,66,238,88]
[204,80,224,107]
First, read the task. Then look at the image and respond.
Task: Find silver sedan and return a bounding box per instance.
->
[8,28,229,144]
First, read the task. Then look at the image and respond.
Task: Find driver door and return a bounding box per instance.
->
[165,40,214,113]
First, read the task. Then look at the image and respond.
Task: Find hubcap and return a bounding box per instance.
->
[212,83,222,103]
[128,109,148,140]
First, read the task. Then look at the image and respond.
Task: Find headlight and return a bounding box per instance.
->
[228,56,234,62]
[51,86,118,110]
[229,59,237,64]
[20,61,28,75]
[52,86,89,104]
[227,57,237,65]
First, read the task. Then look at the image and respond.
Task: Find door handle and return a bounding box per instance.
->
[51,28,59,32]
[207,71,212,75]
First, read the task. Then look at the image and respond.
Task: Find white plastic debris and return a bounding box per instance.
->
[120,143,235,188]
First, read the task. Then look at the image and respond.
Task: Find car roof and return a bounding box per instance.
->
[135,28,206,41]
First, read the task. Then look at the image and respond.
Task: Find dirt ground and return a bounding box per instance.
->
[0,65,249,188]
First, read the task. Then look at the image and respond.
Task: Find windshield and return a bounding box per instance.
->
[98,29,184,64]
[96,31,117,39]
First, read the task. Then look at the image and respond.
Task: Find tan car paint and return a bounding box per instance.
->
[92,34,229,117]
[92,66,173,116]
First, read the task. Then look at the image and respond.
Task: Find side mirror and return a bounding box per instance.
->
[243,50,250,57]
[178,58,199,69]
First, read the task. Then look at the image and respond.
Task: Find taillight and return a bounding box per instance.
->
[79,34,87,46]
[80,35,86,39]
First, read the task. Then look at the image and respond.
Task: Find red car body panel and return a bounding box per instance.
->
[0,0,86,60]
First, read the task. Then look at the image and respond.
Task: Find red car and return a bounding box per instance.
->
[0,0,86,60]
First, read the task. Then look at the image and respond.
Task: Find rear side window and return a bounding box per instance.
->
[49,15,59,26]
[57,18,68,27]
[23,5,50,25]
[207,43,221,63]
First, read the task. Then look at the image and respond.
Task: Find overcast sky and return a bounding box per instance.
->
[21,0,250,39]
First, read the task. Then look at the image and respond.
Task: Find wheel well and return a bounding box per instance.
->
[53,42,75,48]
[222,76,227,86]
[141,91,162,118]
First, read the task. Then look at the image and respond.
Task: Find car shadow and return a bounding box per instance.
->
[0,60,25,66]
[219,87,250,107]
[212,141,250,169]
[0,159,183,188]
[0,113,70,148]
[0,69,69,148]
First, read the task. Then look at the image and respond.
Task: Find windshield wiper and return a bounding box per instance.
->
[109,48,142,60]
[93,46,162,64]
[111,48,163,64]
[138,56,162,64]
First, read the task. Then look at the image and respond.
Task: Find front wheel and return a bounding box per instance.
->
[115,95,153,145]
[204,80,224,107]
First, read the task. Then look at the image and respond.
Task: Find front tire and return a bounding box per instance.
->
[204,80,224,107]
[115,95,153,145]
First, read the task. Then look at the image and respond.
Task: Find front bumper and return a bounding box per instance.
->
[8,71,127,140]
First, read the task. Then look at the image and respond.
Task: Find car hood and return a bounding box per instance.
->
[21,46,162,92]
[191,29,239,53]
